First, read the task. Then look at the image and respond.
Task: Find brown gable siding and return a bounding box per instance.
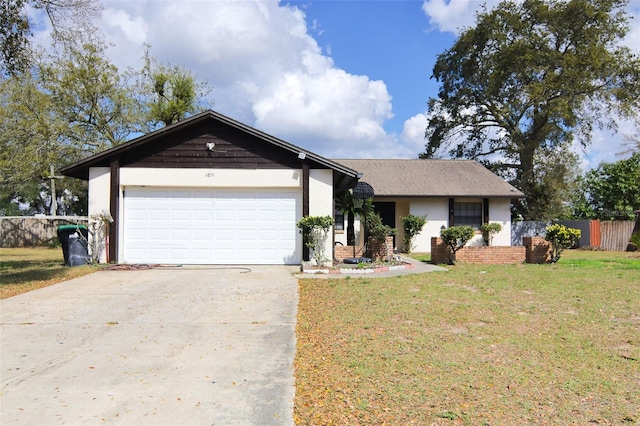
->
[60,111,359,191]
[123,120,302,170]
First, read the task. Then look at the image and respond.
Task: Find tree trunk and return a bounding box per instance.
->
[518,142,538,220]
[347,214,356,246]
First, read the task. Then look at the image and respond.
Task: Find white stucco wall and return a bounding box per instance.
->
[488,198,512,246]
[87,168,111,263]
[410,198,448,252]
[308,169,334,265]
[88,168,111,217]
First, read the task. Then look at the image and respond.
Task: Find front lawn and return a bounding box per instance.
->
[0,247,100,299]
[295,250,640,425]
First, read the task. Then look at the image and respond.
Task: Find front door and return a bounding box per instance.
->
[373,201,396,248]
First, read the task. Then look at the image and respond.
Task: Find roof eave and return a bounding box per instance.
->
[371,193,525,198]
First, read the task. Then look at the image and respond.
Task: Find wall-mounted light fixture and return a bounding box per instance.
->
[206,142,215,151]
[298,152,306,160]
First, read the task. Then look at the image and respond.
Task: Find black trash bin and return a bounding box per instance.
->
[68,233,90,266]
[57,225,89,266]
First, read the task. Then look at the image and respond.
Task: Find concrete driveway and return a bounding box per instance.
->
[1,265,299,425]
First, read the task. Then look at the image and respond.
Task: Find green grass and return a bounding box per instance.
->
[0,247,100,299]
[295,250,640,425]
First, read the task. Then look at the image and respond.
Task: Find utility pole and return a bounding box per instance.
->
[48,165,63,216]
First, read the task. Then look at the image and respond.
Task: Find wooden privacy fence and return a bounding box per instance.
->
[0,216,88,248]
[599,221,637,252]
[513,220,638,251]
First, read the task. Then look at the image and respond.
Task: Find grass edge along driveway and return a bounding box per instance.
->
[1,247,101,299]
[294,250,640,425]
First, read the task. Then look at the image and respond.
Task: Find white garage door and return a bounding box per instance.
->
[122,187,301,265]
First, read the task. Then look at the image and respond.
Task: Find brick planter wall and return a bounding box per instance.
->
[335,245,357,262]
[334,236,394,263]
[457,245,525,264]
[431,237,551,265]
[523,236,552,264]
[368,236,394,262]
[431,237,451,264]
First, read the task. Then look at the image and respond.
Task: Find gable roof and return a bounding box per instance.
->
[59,110,360,190]
[334,159,524,198]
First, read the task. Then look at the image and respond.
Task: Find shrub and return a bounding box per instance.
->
[545,223,581,263]
[297,215,334,265]
[366,212,396,243]
[440,225,475,265]
[480,222,502,246]
[401,214,427,253]
[366,213,396,261]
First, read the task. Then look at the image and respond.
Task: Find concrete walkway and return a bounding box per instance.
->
[0,265,299,426]
[296,255,447,278]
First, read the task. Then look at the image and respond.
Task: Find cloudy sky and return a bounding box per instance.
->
[37,0,640,166]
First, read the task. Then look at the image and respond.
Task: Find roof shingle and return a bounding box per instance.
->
[334,159,524,198]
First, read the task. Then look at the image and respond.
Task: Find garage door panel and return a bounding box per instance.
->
[170,230,190,242]
[215,210,234,221]
[238,230,255,241]
[193,210,212,220]
[237,210,256,221]
[149,229,168,241]
[259,230,278,240]
[149,210,168,220]
[123,187,301,264]
[148,248,169,259]
[193,230,212,241]
[126,209,146,220]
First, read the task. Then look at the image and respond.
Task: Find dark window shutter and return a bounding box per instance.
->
[448,198,454,226]
[483,198,489,224]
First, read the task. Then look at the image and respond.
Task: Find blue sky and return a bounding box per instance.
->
[290,0,454,136]
[31,0,640,167]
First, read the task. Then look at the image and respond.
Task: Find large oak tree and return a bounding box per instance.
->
[421,0,640,220]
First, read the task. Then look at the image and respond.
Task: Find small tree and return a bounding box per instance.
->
[401,214,427,253]
[335,191,372,246]
[545,224,581,263]
[480,223,502,246]
[296,215,334,265]
[440,225,475,265]
[366,212,396,261]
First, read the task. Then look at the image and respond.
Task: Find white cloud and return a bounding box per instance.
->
[400,113,429,155]
[421,0,496,34]
[625,0,640,50]
[95,0,397,159]
[580,118,638,170]
[101,8,147,46]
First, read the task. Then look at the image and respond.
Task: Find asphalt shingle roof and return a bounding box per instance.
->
[334,159,525,198]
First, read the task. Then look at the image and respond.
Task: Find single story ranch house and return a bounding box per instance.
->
[60,110,524,265]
